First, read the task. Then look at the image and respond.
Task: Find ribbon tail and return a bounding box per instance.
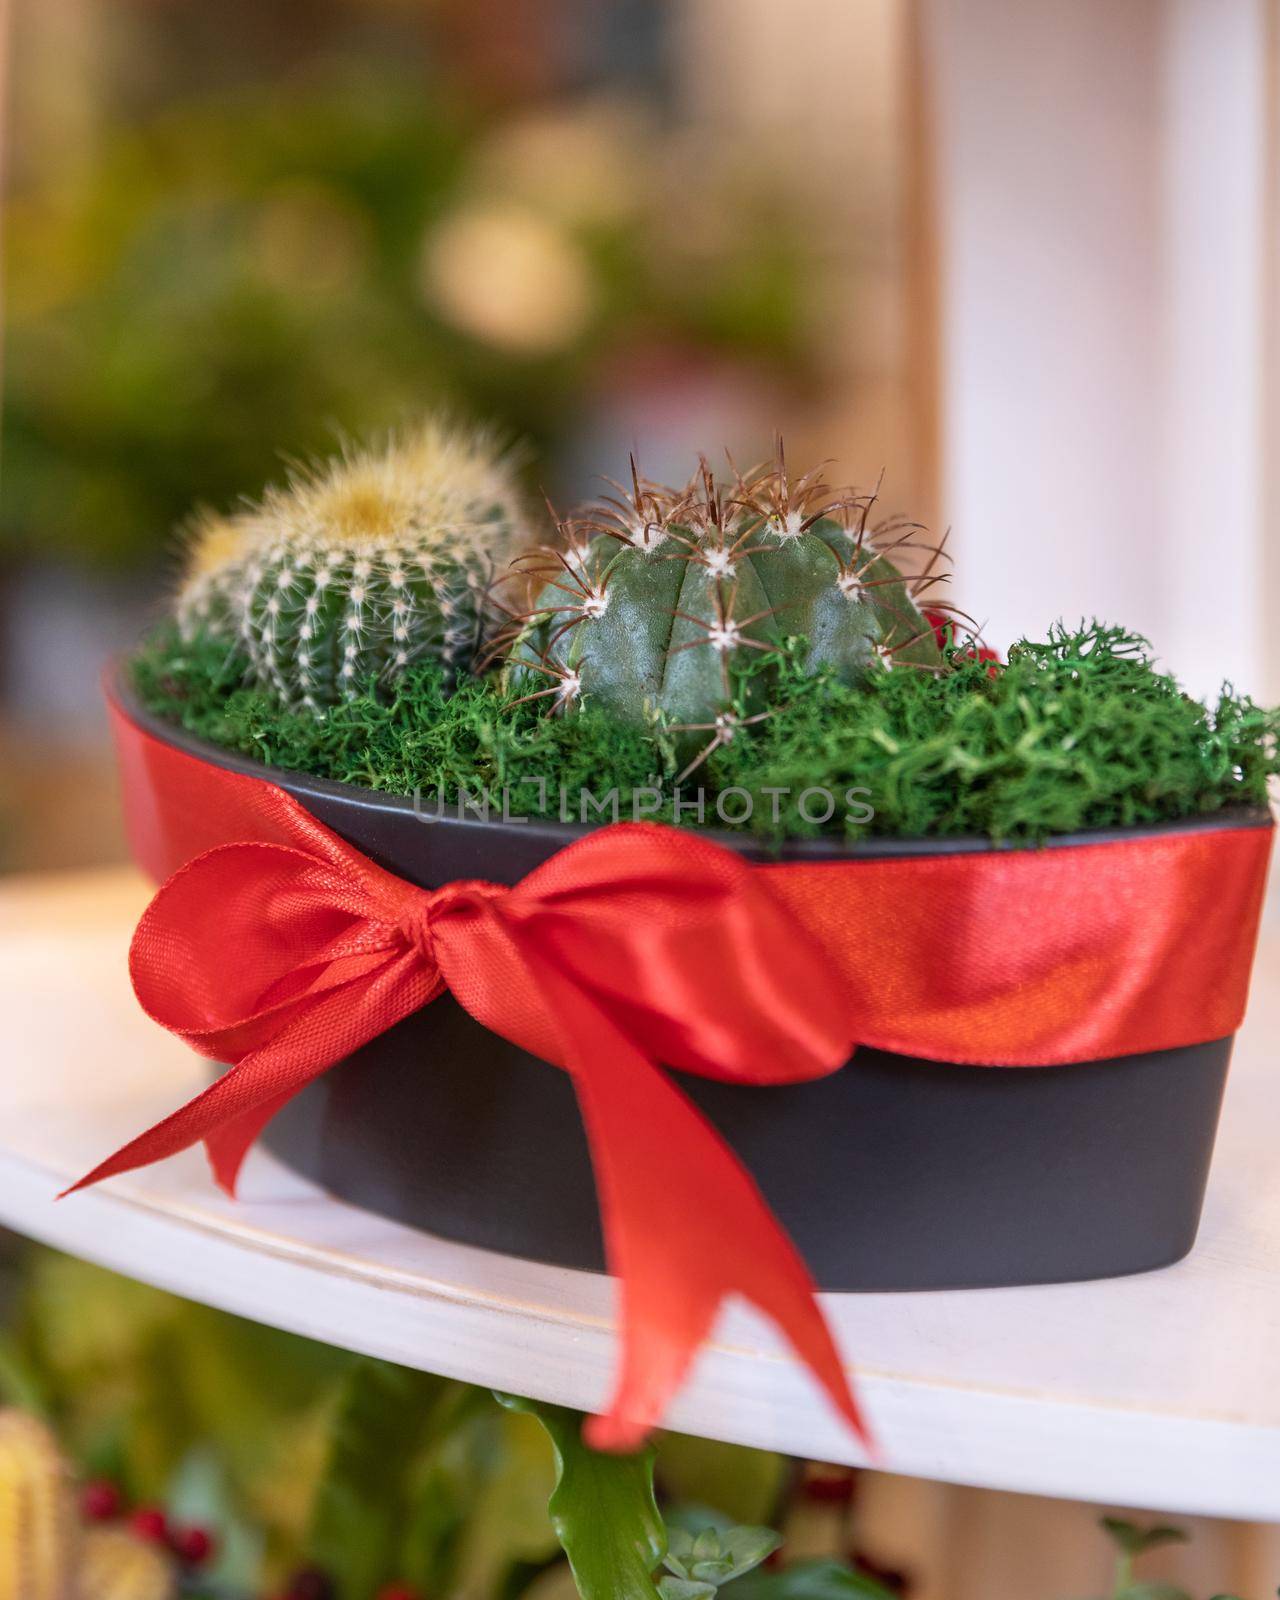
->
[68,955,435,1201]
[203,1088,300,1196]
[516,948,870,1455]
[62,1037,327,1200]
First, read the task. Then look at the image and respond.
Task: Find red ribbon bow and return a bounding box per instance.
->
[75,690,1275,1454]
[67,772,863,1450]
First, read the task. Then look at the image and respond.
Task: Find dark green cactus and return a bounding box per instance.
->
[175,421,531,713]
[499,449,949,758]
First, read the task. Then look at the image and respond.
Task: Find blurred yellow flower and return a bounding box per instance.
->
[422,202,595,355]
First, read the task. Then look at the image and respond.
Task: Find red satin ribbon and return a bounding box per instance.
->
[73,694,1272,1451]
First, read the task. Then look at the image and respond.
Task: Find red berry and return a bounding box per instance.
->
[171,1524,215,1565]
[128,1506,169,1543]
[80,1479,122,1522]
[376,1586,422,1600]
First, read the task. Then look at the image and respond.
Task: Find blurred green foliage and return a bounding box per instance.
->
[0,1248,1256,1600]
[0,1248,796,1598]
[3,69,808,570]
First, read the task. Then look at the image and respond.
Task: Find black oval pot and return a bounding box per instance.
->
[117,676,1270,1291]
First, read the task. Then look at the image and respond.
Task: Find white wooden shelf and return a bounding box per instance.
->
[3,868,1280,1519]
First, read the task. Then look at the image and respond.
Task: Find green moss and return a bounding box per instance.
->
[129,621,1278,845]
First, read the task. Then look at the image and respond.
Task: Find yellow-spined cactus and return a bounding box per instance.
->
[77,1528,175,1600]
[0,1409,79,1600]
[0,1410,176,1600]
[175,416,533,711]
[175,506,261,643]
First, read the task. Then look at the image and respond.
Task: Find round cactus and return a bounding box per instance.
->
[0,1410,79,1600]
[500,448,950,750]
[175,420,532,712]
[174,507,260,643]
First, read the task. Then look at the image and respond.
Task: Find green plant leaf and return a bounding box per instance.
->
[720,1526,783,1579]
[306,1358,449,1600]
[1102,1520,1190,1558]
[730,1560,899,1600]
[396,1386,494,1594]
[665,1523,782,1588]
[659,1578,719,1600]
[435,1400,561,1598]
[496,1393,666,1600]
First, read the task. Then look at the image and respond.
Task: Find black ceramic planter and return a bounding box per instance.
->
[117,678,1269,1292]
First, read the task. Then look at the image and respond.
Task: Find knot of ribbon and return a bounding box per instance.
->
[68,781,864,1451]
